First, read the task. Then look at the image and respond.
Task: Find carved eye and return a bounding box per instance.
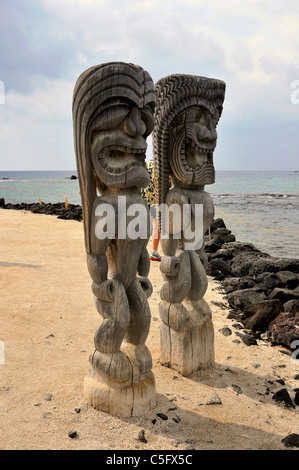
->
[98,105,130,130]
[186,106,202,122]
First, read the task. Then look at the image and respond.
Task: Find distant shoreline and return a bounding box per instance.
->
[0,201,82,221]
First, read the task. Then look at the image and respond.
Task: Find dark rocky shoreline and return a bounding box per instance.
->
[205,218,299,352]
[1,199,298,352]
[0,199,83,221]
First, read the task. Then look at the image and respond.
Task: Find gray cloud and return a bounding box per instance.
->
[0,0,298,171]
[0,0,76,93]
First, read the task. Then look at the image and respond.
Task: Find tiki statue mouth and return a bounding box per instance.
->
[185,137,215,170]
[91,132,150,188]
[99,143,147,174]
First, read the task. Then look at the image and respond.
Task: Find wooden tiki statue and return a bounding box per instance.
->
[153,74,226,376]
[72,62,156,416]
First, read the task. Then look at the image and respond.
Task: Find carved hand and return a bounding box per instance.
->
[160,255,180,277]
[137,276,153,298]
[91,280,115,302]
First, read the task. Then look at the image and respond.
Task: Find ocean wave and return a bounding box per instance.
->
[213,192,297,198]
[0,179,33,183]
[260,193,297,198]
[0,178,74,183]
[213,198,299,209]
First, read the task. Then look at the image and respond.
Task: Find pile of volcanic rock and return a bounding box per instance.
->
[205,218,299,351]
[0,199,82,221]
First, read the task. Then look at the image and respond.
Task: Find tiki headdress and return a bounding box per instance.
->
[72,62,155,253]
[153,74,225,209]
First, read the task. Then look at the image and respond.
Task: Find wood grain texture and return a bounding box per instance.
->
[159,299,215,376]
[154,73,225,376]
[73,62,156,416]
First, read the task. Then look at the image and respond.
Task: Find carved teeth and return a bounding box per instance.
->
[131,148,146,154]
[99,157,146,174]
[105,145,146,154]
[195,146,209,154]
[186,138,213,154]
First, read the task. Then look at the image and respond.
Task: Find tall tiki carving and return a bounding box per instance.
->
[72,62,156,416]
[153,74,225,376]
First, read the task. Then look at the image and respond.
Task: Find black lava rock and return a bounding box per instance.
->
[268,287,299,303]
[235,332,258,346]
[243,299,283,332]
[282,434,299,448]
[272,388,295,408]
[284,299,299,313]
[207,259,233,280]
[222,277,256,294]
[210,218,226,231]
[277,271,299,289]
[220,327,232,336]
[226,288,266,310]
[263,273,282,289]
[269,311,299,348]
[157,413,168,421]
[138,429,147,443]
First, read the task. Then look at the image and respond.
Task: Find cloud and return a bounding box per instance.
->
[0,0,298,171]
[6,80,73,120]
[0,79,75,170]
[0,0,77,93]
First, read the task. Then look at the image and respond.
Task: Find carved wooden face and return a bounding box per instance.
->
[90,97,154,189]
[170,105,220,186]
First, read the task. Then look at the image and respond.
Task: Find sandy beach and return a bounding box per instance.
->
[0,208,298,451]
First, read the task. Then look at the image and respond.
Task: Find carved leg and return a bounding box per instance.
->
[125,278,152,345]
[84,278,155,416]
[90,279,132,381]
[122,278,153,382]
[159,250,214,376]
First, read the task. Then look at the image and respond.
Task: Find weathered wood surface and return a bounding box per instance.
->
[73,62,156,416]
[153,73,226,376]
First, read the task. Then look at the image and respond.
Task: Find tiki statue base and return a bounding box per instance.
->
[159,298,215,376]
[84,369,156,417]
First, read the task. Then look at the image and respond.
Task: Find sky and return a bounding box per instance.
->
[0,0,298,171]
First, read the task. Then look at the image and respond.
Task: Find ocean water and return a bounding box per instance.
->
[0,171,80,206]
[211,171,299,259]
[0,170,298,259]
